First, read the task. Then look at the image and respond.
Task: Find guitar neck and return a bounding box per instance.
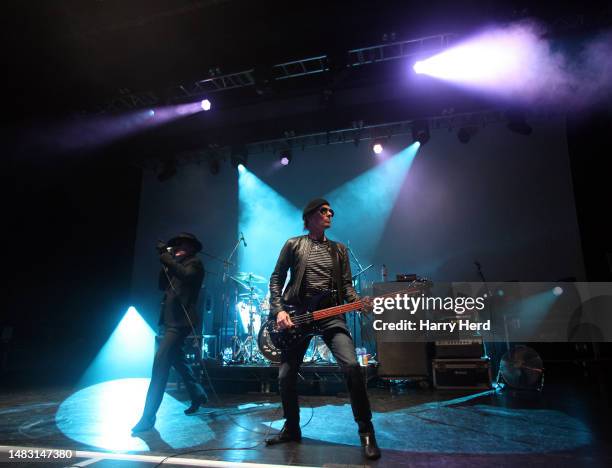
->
[311,300,365,321]
[311,284,427,322]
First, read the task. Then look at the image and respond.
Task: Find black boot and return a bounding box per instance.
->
[265,423,302,445]
[359,432,381,460]
[184,393,208,415]
[131,415,156,434]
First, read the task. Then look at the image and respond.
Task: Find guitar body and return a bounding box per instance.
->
[257,278,432,360]
[259,291,334,354]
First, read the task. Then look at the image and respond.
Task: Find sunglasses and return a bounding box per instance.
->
[319,207,335,217]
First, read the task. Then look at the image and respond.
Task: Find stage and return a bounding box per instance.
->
[174,362,380,396]
[1,377,611,468]
[6,2,612,467]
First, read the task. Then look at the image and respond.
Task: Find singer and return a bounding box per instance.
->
[132,232,208,434]
[266,199,380,460]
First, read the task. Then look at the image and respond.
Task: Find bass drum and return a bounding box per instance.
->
[257,320,282,364]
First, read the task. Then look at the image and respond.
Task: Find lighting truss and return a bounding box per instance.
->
[101,33,455,112]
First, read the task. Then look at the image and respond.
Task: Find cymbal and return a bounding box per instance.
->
[234,272,267,283]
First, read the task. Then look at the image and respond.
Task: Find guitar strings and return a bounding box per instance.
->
[284,283,426,327]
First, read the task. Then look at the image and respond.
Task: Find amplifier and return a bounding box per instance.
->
[432,358,491,389]
[373,282,430,378]
[435,338,483,358]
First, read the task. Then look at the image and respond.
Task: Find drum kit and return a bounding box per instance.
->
[223,271,335,365]
[225,272,269,364]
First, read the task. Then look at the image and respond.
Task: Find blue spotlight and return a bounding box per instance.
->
[238,166,301,277]
[56,378,214,451]
[553,286,564,296]
[200,99,212,111]
[326,142,420,250]
[79,306,155,387]
[237,163,246,173]
[497,289,505,297]
[147,109,155,117]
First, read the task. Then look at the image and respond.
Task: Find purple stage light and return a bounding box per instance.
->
[201,99,212,111]
[279,149,292,166]
[410,23,612,106]
[413,28,529,87]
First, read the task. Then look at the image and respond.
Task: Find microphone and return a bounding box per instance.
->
[240,232,247,247]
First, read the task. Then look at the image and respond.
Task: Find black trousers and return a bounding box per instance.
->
[278,327,373,433]
[141,326,206,419]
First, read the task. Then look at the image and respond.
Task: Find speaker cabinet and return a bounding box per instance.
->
[373,282,431,378]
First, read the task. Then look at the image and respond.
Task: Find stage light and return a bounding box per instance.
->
[457,126,478,144]
[458,127,471,143]
[326,142,420,249]
[237,165,301,283]
[553,286,564,296]
[413,61,426,74]
[231,145,248,170]
[79,307,156,386]
[411,30,525,86]
[412,120,430,145]
[410,24,589,105]
[280,149,292,166]
[237,163,246,173]
[147,109,155,117]
[372,138,386,155]
[200,99,212,111]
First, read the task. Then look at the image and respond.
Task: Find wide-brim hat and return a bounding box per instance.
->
[167,232,203,252]
[302,198,330,219]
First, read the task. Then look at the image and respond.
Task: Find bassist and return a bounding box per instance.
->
[266,198,381,460]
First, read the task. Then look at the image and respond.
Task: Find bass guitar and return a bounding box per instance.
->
[258,278,432,359]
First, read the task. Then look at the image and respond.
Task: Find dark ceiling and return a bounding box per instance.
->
[8,1,609,114]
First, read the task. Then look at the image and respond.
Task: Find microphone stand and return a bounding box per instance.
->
[201,250,233,266]
[474,261,495,363]
[347,241,367,348]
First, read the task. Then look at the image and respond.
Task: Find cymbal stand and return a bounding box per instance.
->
[227,275,251,363]
[221,237,242,362]
[474,261,494,360]
[244,275,260,363]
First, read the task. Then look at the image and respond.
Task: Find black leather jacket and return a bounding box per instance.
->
[158,252,204,329]
[269,235,360,319]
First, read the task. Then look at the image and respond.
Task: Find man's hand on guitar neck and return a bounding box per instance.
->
[276,311,295,329]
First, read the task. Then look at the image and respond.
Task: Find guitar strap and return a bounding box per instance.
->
[328,240,343,306]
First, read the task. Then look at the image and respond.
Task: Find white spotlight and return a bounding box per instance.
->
[201,99,212,111]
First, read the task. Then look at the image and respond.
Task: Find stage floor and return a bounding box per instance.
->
[0,379,611,468]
